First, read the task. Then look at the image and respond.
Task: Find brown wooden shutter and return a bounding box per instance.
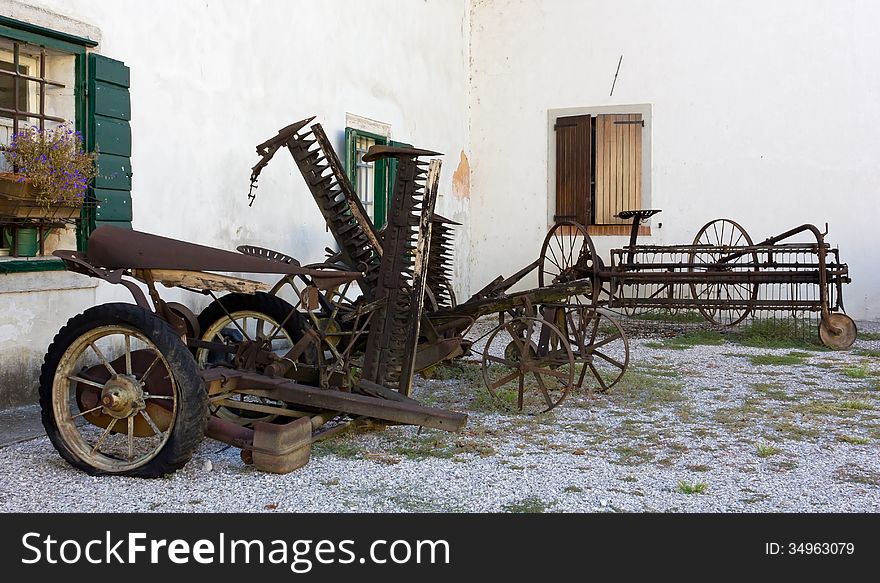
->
[595,113,642,224]
[554,115,591,225]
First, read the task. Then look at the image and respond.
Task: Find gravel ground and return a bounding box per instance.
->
[2,318,879,513]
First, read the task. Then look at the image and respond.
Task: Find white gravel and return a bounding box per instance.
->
[2,318,879,513]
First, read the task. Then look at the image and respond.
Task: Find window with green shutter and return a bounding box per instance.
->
[87,53,132,233]
[344,126,411,229]
[0,16,132,272]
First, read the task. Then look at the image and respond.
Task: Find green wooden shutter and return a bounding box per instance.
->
[88,54,132,230]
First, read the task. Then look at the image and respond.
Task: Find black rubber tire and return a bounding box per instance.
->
[39,303,208,478]
[196,292,311,367]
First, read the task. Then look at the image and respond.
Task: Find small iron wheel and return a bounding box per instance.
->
[688,218,759,326]
[39,303,207,477]
[819,313,857,350]
[557,306,630,392]
[481,316,574,415]
[195,292,310,425]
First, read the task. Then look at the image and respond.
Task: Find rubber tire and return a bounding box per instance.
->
[39,303,209,478]
[196,292,312,367]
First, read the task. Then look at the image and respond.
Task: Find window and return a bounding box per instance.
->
[550,105,651,234]
[344,120,410,229]
[0,16,131,270]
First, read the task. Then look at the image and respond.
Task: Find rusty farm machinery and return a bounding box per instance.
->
[38,115,855,478]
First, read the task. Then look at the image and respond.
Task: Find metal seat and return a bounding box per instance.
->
[362,145,442,162]
[615,209,662,221]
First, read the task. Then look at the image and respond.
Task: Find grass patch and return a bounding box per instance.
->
[834,464,880,486]
[842,366,871,379]
[858,332,880,341]
[502,496,551,513]
[686,464,711,472]
[563,485,584,493]
[632,310,705,323]
[609,370,685,412]
[389,433,496,460]
[748,353,808,366]
[837,434,870,445]
[839,399,874,411]
[713,398,764,431]
[677,480,709,495]
[772,421,821,441]
[732,319,826,350]
[752,382,794,401]
[613,444,654,466]
[422,361,483,384]
[755,443,780,458]
[653,330,727,350]
[312,438,364,459]
[854,348,880,357]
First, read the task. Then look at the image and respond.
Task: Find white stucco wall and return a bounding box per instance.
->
[0,0,472,404]
[468,0,880,319]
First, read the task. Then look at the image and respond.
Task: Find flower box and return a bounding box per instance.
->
[0,172,82,220]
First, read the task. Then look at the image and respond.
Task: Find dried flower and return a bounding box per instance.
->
[3,123,97,207]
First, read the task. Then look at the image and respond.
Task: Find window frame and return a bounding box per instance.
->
[345,126,412,230]
[547,103,652,235]
[0,16,96,273]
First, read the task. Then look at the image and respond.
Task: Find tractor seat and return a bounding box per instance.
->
[362,145,442,162]
[615,209,662,221]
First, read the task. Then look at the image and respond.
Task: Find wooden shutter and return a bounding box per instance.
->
[594,113,642,224]
[554,115,591,225]
[88,54,132,230]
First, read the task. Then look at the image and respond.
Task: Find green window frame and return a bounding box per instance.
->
[0,16,131,274]
[344,127,411,229]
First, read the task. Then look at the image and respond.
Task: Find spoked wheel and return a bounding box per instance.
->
[39,303,207,477]
[195,292,310,425]
[554,306,629,392]
[539,221,601,306]
[688,219,759,326]
[481,316,574,414]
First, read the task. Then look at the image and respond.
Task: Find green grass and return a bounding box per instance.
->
[838,399,874,411]
[632,310,705,323]
[755,443,780,458]
[609,370,686,412]
[837,434,870,445]
[731,319,826,350]
[650,330,727,350]
[854,348,880,357]
[502,496,551,513]
[677,480,709,495]
[312,438,364,459]
[842,366,872,379]
[563,485,584,493]
[686,464,711,472]
[752,382,794,401]
[858,332,880,341]
[748,353,809,366]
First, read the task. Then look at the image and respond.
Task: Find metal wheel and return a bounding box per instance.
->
[195,293,307,425]
[538,221,601,306]
[819,313,857,350]
[555,306,629,392]
[481,316,574,414]
[688,218,759,325]
[39,303,207,477]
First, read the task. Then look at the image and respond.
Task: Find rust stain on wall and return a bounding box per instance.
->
[451,151,470,199]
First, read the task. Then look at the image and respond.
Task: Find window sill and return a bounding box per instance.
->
[550,224,651,237]
[589,225,651,237]
[0,257,66,274]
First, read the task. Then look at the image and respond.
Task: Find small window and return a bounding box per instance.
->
[0,37,76,172]
[345,124,411,229]
[551,106,650,233]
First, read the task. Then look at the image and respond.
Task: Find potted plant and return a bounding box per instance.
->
[0,123,97,221]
